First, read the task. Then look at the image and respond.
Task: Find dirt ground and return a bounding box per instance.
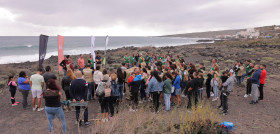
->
[0,78,279,134]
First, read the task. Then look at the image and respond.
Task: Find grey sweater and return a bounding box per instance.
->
[222,76,235,92]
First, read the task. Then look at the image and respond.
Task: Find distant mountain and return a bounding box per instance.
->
[161,25,280,38]
[161,29,245,38]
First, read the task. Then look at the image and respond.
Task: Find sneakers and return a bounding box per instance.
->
[85,122,91,126]
[244,94,249,98]
[12,103,18,106]
[248,94,251,96]
[37,107,44,112]
[139,101,143,104]
[102,118,109,123]
[210,92,214,97]
[212,98,218,101]
[249,101,258,104]
[33,105,38,111]
[181,94,187,98]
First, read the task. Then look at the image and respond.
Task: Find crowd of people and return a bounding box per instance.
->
[7,52,267,133]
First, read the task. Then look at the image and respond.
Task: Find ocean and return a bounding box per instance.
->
[0,36,204,64]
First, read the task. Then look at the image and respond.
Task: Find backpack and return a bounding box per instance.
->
[96,83,105,97]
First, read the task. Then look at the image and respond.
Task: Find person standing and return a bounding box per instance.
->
[163,73,173,111]
[117,68,124,101]
[172,72,181,107]
[146,71,163,113]
[130,54,136,68]
[43,79,67,133]
[83,65,94,100]
[250,65,262,104]
[258,64,267,101]
[8,76,19,106]
[95,52,103,70]
[242,59,251,82]
[130,68,142,111]
[220,70,235,115]
[77,54,85,72]
[88,55,95,70]
[135,53,140,67]
[94,66,103,95]
[187,72,199,111]
[244,63,255,98]
[30,68,45,112]
[18,71,31,110]
[123,53,130,66]
[61,70,74,102]
[145,53,150,65]
[60,55,70,76]
[236,61,244,86]
[43,66,57,84]
[69,71,91,126]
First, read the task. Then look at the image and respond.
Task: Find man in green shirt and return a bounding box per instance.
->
[145,53,150,65]
[123,53,130,64]
[88,55,95,69]
[245,63,255,98]
[130,54,135,68]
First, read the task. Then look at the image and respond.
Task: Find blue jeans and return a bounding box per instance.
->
[118,84,124,100]
[213,85,219,99]
[241,73,247,83]
[88,82,94,100]
[198,88,203,100]
[164,93,171,111]
[45,106,66,133]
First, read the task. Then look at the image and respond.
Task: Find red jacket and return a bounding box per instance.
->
[128,76,134,84]
[260,69,267,84]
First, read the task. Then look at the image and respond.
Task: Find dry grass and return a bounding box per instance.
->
[92,101,221,134]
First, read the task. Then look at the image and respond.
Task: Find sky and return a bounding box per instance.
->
[0,0,280,36]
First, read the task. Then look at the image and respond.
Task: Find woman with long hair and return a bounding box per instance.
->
[43,79,67,133]
[117,68,124,101]
[146,71,163,112]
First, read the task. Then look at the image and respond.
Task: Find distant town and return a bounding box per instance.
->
[216,25,280,39]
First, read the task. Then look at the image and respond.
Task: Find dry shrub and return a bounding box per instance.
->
[92,101,221,134]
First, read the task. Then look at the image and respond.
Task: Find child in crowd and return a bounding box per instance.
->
[8,76,19,106]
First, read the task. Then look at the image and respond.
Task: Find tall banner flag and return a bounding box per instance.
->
[91,36,96,68]
[39,34,49,70]
[103,35,109,66]
[58,35,64,71]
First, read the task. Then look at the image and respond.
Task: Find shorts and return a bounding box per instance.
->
[175,88,181,96]
[31,89,43,98]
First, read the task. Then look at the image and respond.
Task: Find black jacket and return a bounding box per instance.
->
[69,78,88,101]
[62,76,72,91]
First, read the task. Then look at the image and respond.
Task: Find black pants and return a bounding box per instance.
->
[94,84,98,98]
[206,86,211,98]
[187,91,198,109]
[221,91,229,113]
[258,84,264,100]
[75,106,88,122]
[110,96,119,116]
[9,89,16,104]
[19,89,29,108]
[140,83,146,100]
[151,92,160,112]
[246,79,252,95]
[99,97,109,113]
[130,90,139,109]
[64,90,71,100]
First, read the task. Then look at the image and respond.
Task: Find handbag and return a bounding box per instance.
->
[96,83,105,97]
[104,88,112,97]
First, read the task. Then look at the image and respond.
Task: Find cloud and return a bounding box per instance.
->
[0,0,280,36]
